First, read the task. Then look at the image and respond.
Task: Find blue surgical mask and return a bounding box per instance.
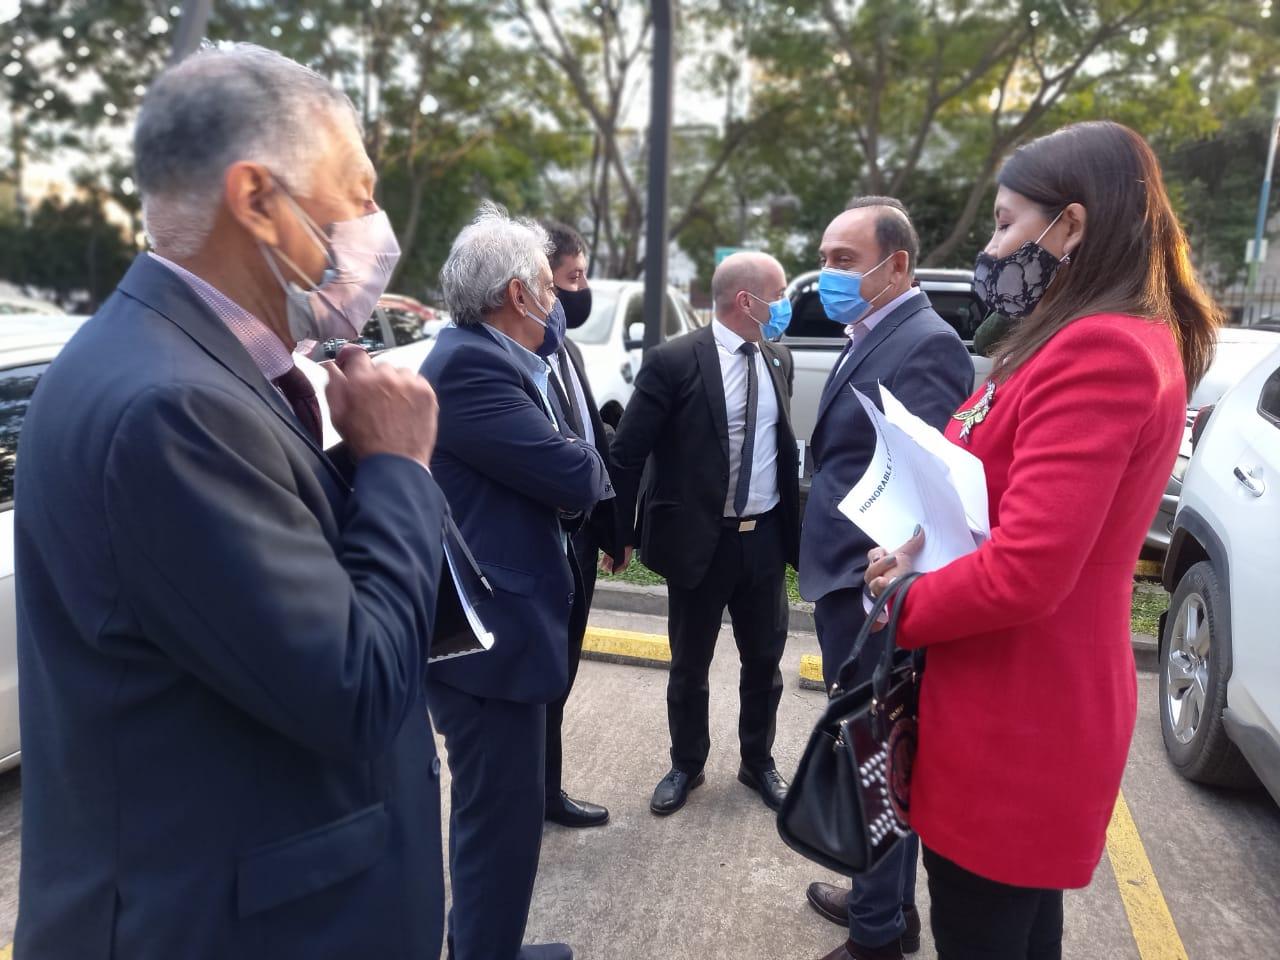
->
[817,253,895,325]
[523,282,568,358]
[746,292,792,341]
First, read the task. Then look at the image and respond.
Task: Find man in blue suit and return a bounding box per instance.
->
[14,46,449,959]
[800,198,974,960]
[423,203,612,960]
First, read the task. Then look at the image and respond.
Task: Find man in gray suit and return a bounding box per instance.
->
[799,198,974,960]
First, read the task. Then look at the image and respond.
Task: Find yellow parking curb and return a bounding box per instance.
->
[799,654,826,691]
[1134,559,1163,581]
[581,626,671,669]
[1106,790,1188,959]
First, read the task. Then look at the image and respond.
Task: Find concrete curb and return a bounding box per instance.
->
[588,582,1165,682]
[593,579,816,633]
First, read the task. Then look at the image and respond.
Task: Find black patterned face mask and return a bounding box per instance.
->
[973,212,1068,319]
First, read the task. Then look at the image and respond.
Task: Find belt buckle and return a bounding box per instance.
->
[738,519,757,532]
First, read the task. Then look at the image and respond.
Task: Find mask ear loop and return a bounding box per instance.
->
[864,250,902,309]
[266,176,341,289]
[521,281,552,329]
[1034,209,1066,249]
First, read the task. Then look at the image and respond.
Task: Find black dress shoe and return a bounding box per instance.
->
[545,791,609,828]
[901,905,921,955]
[650,768,704,815]
[737,764,788,811]
[817,938,903,960]
[807,881,849,926]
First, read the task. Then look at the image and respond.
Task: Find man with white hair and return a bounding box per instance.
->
[422,202,611,960]
[608,251,800,817]
[14,45,449,958]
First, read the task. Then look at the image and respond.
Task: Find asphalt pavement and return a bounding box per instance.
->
[0,607,1273,958]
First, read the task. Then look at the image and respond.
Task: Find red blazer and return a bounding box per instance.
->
[897,313,1186,889]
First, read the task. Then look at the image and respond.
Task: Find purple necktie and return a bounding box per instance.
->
[273,364,323,445]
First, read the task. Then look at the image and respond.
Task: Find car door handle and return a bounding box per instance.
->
[1233,465,1266,498]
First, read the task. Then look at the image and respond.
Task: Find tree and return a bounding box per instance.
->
[745,0,1279,266]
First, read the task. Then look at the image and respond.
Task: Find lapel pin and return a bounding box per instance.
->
[772,357,781,367]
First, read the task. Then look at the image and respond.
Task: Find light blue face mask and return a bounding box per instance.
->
[817,252,895,325]
[746,291,793,341]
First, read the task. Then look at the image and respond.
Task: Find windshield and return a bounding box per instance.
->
[567,281,623,345]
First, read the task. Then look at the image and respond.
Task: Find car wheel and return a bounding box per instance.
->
[1159,561,1256,787]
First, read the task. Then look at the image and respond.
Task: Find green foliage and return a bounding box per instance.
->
[0,195,134,310]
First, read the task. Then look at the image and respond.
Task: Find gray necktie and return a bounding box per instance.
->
[555,348,585,437]
[734,342,759,517]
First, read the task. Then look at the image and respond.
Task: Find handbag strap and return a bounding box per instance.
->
[870,571,924,701]
[830,571,923,694]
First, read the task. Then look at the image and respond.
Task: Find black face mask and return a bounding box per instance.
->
[556,285,593,329]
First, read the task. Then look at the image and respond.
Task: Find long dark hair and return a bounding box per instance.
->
[991,121,1219,394]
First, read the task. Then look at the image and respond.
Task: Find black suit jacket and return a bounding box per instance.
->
[610,324,801,590]
[557,337,622,560]
[14,254,448,958]
[798,290,974,603]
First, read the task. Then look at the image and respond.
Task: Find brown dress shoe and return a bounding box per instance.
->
[817,939,904,960]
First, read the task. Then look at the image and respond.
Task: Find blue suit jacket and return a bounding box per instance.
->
[14,255,448,959]
[798,290,974,602]
[421,324,611,704]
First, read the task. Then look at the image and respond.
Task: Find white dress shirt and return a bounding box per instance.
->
[549,350,596,448]
[834,287,919,376]
[712,319,780,518]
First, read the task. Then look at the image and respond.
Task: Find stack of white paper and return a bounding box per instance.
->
[837,385,990,572]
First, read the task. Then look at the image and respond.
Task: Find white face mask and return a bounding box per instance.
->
[259,180,401,344]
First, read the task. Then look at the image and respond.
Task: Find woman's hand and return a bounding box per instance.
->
[865,526,927,598]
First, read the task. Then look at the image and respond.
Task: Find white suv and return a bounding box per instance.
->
[1160,343,1280,804]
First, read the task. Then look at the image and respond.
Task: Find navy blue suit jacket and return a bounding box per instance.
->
[798,290,974,602]
[421,324,611,704]
[14,255,449,960]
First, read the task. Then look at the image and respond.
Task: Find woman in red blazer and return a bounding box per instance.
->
[865,122,1220,960]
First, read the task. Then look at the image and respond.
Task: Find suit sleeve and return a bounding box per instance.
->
[434,346,609,512]
[887,330,974,431]
[896,324,1164,649]
[608,344,676,549]
[104,384,445,761]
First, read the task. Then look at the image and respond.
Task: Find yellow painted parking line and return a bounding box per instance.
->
[1106,790,1188,960]
[581,626,671,667]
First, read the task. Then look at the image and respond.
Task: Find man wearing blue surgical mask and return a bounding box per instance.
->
[800,199,973,960]
[608,251,801,818]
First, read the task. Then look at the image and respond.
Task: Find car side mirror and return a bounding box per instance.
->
[625,321,646,349]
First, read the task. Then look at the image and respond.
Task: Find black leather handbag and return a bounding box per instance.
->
[777,573,924,876]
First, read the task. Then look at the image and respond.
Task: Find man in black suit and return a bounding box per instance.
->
[609,252,800,817]
[542,222,616,829]
[800,198,974,960]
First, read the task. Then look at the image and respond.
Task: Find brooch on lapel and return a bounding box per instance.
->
[771,357,781,367]
[952,380,996,444]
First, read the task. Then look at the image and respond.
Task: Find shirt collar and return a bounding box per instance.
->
[712,318,751,354]
[845,286,918,340]
[149,252,296,382]
[483,322,550,389]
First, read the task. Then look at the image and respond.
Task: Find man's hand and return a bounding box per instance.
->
[600,545,635,575]
[325,344,438,468]
[865,526,926,599]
